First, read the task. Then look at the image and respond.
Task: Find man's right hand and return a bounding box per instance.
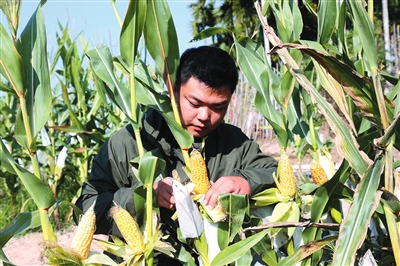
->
[153,178,175,210]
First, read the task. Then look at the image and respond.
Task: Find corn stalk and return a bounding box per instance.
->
[0,0,56,242]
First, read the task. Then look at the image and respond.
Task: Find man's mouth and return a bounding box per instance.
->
[193,125,204,131]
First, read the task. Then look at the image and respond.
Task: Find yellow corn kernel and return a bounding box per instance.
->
[189,149,211,194]
[277,154,296,197]
[71,202,96,260]
[310,160,329,185]
[109,202,145,253]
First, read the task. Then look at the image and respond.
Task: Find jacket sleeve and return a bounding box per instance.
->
[233,139,278,196]
[75,125,140,236]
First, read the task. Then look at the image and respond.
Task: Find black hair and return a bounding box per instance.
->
[175,46,238,93]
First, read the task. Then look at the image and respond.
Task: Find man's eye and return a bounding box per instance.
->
[189,101,199,107]
[213,106,227,111]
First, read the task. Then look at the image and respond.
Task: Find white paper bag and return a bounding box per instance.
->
[171,179,204,238]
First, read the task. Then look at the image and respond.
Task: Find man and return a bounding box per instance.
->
[76,46,277,264]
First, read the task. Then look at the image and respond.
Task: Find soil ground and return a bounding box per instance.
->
[1,227,108,266]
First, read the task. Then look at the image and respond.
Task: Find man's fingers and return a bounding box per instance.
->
[154,179,175,210]
[203,184,220,209]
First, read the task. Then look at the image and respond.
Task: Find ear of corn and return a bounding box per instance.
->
[199,196,226,222]
[310,160,329,185]
[277,154,297,197]
[71,202,96,260]
[109,202,145,254]
[189,149,211,195]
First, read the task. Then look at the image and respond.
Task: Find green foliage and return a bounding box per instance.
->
[194,0,400,264]
[1,0,399,265]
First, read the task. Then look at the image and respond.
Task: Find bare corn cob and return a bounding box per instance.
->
[189,149,211,194]
[71,202,96,260]
[109,202,145,253]
[277,154,297,197]
[310,160,329,185]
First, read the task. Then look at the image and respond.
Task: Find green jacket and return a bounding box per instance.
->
[76,109,277,236]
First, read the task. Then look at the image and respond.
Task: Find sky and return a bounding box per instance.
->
[5,0,208,56]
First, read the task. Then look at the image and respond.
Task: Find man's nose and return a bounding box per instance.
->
[197,107,210,121]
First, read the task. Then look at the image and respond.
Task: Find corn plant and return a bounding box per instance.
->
[1,0,399,265]
[0,0,57,250]
[193,0,400,265]
[0,1,119,264]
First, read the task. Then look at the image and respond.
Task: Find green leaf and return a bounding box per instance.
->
[235,249,253,266]
[195,231,210,265]
[87,46,132,119]
[383,204,400,266]
[191,27,230,42]
[333,154,385,265]
[0,142,16,175]
[337,1,348,54]
[277,235,337,266]
[59,77,85,130]
[347,0,377,69]
[0,23,24,96]
[219,194,248,244]
[252,187,290,206]
[264,118,288,148]
[0,248,14,266]
[252,236,278,266]
[378,112,400,147]
[235,38,283,138]
[69,55,87,115]
[0,211,41,248]
[144,0,179,83]
[120,0,146,67]
[134,186,148,228]
[269,1,289,43]
[317,0,337,44]
[0,79,15,95]
[138,152,166,185]
[269,202,292,223]
[286,202,300,238]
[380,188,400,215]
[134,61,173,115]
[0,0,21,41]
[15,4,52,150]
[291,1,303,41]
[313,62,355,131]
[212,229,270,265]
[0,140,55,209]
[295,41,383,119]
[161,113,193,149]
[133,181,159,230]
[347,0,392,129]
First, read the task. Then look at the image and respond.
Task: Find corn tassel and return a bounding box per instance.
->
[109,202,145,253]
[189,149,211,194]
[71,202,96,260]
[277,154,296,197]
[310,160,329,185]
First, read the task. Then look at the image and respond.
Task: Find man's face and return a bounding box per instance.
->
[176,77,232,138]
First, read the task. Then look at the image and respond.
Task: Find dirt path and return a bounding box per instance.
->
[1,226,108,266]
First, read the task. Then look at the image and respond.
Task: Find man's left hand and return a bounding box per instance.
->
[202,176,250,209]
